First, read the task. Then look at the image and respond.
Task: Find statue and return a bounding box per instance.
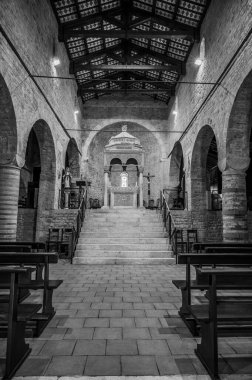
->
[63,167,72,188]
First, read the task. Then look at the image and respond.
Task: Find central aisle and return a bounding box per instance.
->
[9,264,252,379]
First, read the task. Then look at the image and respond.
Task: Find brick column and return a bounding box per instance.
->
[103,167,110,208]
[0,164,21,241]
[222,168,248,241]
[139,167,144,208]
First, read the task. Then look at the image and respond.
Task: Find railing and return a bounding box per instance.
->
[163,188,188,210]
[159,190,179,259]
[58,187,85,209]
[71,188,88,263]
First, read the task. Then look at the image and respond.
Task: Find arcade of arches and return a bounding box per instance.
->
[1,1,252,244]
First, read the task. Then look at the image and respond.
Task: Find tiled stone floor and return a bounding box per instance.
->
[1,263,252,380]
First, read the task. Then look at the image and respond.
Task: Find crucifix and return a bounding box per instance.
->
[143,172,155,204]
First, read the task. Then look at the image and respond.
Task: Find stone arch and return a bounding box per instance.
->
[0,73,18,164]
[191,125,218,211]
[169,141,185,208]
[223,70,252,241]
[32,120,56,211]
[65,138,80,177]
[169,141,184,187]
[0,73,19,240]
[82,120,166,161]
[226,70,252,172]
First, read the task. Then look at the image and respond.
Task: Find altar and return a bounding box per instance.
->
[110,186,139,208]
[103,125,144,209]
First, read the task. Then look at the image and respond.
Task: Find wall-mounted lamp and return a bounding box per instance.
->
[74,110,79,115]
[195,58,203,66]
[172,110,178,116]
[195,37,205,67]
[53,57,61,66]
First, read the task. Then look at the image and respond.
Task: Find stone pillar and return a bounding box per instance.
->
[0,164,21,241]
[139,167,144,208]
[103,167,110,208]
[64,188,70,209]
[222,168,248,242]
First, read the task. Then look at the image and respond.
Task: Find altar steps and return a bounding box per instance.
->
[73,209,175,265]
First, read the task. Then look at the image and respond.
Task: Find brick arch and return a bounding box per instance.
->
[0,73,18,164]
[226,70,252,172]
[82,120,166,160]
[169,142,184,188]
[66,138,80,177]
[32,120,56,212]
[191,125,217,211]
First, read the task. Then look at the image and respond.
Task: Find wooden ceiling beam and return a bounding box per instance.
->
[60,29,194,41]
[132,7,200,41]
[77,88,175,95]
[69,45,124,73]
[75,64,180,72]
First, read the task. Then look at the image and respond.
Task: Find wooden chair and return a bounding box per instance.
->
[92,199,100,209]
[59,227,75,259]
[46,228,62,253]
[187,229,198,252]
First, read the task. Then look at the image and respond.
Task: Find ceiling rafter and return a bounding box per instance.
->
[51,0,211,104]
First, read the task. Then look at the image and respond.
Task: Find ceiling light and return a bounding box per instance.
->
[53,57,61,66]
[195,58,203,66]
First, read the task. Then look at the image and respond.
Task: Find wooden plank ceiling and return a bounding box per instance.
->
[50,0,211,104]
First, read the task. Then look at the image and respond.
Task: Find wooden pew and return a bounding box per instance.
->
[172,253,252,336]
[190,267,252,379]
[0,252,63,337]
[0,242,46,252]
[193,242,252,253]
[206,246,252,253]
[0,266,42,379]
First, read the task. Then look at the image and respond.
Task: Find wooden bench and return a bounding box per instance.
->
[190,267,252,379]
[193,242,252,253]
[205,246,252,253]
[0,266,42,379]
[0,242,46,252]
[0,252,63,337]
[172,253,252,336]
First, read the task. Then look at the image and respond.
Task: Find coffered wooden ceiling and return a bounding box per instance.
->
[50,0,211,104]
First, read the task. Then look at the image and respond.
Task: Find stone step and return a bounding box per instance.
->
[77,237,168,244]
[77,243,168,251]
[80,232,167,238]
[83,227,164,232]
[74,250,171,258]
[73,257,175,265]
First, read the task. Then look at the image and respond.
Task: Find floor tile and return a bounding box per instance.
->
[73,339,106,355]
[45,355,86,376]
[106,339,138,355]
[93,327,122,339]
[39,340,76,356]
[121,355,159,375]
[84,355,121,375]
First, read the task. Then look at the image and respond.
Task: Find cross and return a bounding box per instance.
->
[143,172,155,203]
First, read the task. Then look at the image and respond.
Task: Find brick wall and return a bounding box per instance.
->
[36,209,79,242]
[171,209,223,243]
[248,211,252,242]
[17,209,37,241]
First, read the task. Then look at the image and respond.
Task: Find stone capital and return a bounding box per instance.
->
[138,166,144,173]
[104,166,110,174]
[0,153,25,168]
